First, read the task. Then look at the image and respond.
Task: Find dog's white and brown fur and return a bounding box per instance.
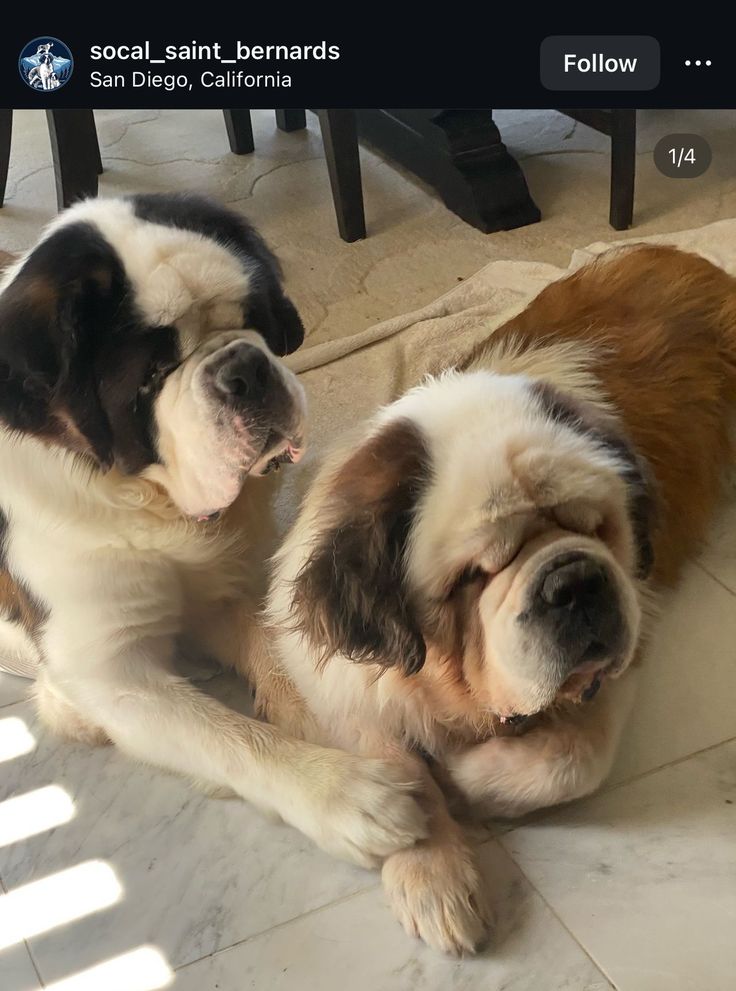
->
[264,244,736,953]
[27,44,59,91]
[0,194,428,869]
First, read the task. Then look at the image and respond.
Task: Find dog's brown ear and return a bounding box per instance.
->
[602,434,657,580]
[531,381,657,579]
[291,419,431,674]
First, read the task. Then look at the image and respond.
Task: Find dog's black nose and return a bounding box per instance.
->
[213,345,273,406]
[527,553,622,670]
[539,556,609,610]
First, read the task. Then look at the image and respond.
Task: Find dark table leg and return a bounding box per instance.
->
[318,110,366,242]
[356,109,540,233]
[609,110,636,230]
[275,110,307,132]
[0,110,11,207]
[45,110,99,210]
[223,110,255,154]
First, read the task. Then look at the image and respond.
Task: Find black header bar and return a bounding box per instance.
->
[2,20,732,109]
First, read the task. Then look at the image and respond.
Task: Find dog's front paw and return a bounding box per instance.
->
[445,729,607,819]
[445,735,541,818]
[382,839,491,955]
[289,752,429,869]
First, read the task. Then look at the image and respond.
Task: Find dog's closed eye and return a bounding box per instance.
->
[553,500,604,536]
[445,565,491,601]
[453,566,486,591]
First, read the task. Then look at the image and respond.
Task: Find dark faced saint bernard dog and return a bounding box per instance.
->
[0,194,427,868]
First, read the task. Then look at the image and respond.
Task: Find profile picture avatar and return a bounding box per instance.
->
[19,37,74,91]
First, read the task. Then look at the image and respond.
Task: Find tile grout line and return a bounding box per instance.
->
[23,939,46,989]
[499,735,736,838]
[583,731,736,797]
[0,876,46,988]
[0,694,32,710]
[496,846,619,989]
[695,559,736,597]
[172,882,383,973]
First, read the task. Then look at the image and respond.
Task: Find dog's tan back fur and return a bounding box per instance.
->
[464,245,736,586]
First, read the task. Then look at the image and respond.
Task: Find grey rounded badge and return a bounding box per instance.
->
[654,134,712,178]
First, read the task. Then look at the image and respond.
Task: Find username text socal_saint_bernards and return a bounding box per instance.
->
[89,40,339,90]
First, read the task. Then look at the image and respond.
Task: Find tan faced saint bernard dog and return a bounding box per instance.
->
[0,194,428,869]
[264,243,736,954]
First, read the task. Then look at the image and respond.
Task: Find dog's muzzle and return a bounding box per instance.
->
[207,342,280,408]
[202,340,304,471]
[519,550,625,686]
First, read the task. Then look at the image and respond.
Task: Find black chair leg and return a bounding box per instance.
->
[317,110,366,242]
[46,110,99,210]
[223,110,254,154]
[275,110,306,132]
[91,112,103,174]
[76,109,102,175]
[609,110,636,230]
[0,110,11,207]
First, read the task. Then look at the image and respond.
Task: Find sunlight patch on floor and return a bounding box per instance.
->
[0,784,75,847]
[0,860,122,950]
[0,716,36,763]
[44,945,174,991]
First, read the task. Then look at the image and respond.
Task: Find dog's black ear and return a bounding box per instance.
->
[531,380,657,579]
[241,230,304,356]
[0,223,126,468]
[245,282,304,357]
[291,419,431,674]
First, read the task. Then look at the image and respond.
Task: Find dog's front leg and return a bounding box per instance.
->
[192,602,324,744]
[365,745,491,956]
[445,668,638,819]
[37,569,427,868]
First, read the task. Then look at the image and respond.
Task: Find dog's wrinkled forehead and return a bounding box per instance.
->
[389,370,654,590]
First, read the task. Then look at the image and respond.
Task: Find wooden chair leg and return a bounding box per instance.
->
[223,110,254,154]
[317,109,366,242]
[46,110,99,211]
[0,110,11,207]
[609,110,636,230]
[275,110,306,132]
